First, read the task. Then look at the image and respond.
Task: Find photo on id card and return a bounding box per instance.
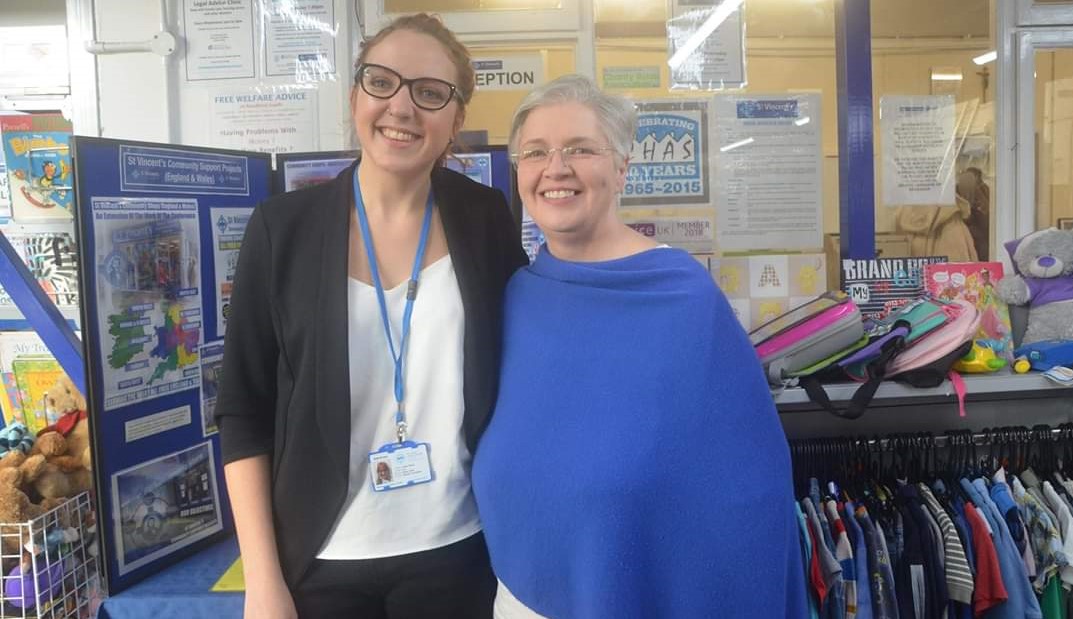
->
[369,441,434,491]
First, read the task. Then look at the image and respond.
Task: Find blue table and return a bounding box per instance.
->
[96,537,242,618]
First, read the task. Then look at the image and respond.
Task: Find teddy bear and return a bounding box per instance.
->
[27,433,76,501]
[996,227,1073,344]
[0,454,47,556]
[33,375,92,499]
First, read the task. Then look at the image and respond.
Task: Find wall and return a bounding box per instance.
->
[81,0,356,149]
[1,0,67,26]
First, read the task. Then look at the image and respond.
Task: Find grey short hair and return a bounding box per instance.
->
[508,74,637,161]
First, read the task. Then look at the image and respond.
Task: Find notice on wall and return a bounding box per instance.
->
[91,197,203,411]
[621,210,715,253]
[625,99,712,207]
[182,0,255,81]
[667,0,746,90]
[881,95,957,207]
[603,66,661,90]
[210,207,253,337]
[472,55,544,91]
[711,254,828,330]
[713,94,823,252]
[263,0,336,79]
[209,89,318,154]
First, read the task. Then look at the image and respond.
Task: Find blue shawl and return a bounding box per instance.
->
[472,246,807,618]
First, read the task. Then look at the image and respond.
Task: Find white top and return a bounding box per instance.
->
[318,255,481,559]
[494,580,549,619]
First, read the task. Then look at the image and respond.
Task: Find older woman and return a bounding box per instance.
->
[471,75,807,618]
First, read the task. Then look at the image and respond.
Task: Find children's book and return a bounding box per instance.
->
[3,231,79,307]
[11,355,64,435]
[923,262,1014,361]
[840,256,947,321]
[0,332,53,430]
[0,114,74,223]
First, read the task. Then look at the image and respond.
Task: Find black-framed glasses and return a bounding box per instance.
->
[356,63,460,111]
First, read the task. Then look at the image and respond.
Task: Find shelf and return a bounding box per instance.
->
[774,370,1073,413]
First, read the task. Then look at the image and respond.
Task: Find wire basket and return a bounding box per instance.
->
[0,492,96,618]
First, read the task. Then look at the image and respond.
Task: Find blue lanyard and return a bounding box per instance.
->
[352,171,435,443]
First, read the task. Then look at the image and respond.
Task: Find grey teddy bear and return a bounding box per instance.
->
[996,227,1073,345]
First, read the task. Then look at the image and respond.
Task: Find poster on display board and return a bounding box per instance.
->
[667,0,746,90]
[276,150,359,193]
[111,441,222,576]
[880,95,957,207]
[713,94,824,253]
[181,0,255,81]
[73,136,272,593]
[210,207,253,336]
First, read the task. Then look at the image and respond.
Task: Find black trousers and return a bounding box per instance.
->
[291,532,496,619]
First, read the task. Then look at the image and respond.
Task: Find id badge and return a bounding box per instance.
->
[369,440,434,492]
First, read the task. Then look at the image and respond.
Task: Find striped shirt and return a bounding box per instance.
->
[918,483,974,604]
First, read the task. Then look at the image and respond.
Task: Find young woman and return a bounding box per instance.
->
[216,14,527,619]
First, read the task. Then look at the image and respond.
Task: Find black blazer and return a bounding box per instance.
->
[216,162,528,586]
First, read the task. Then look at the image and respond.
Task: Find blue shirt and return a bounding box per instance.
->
[962,478,1042,619]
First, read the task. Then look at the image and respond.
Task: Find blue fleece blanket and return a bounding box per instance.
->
[472,246,807,618]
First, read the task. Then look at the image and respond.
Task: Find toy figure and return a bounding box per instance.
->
[996,228,1073,344]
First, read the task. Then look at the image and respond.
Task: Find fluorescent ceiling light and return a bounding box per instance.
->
[668,0,745,70]
[931,72,963,81]
[973,50,997,65]
[794,116,811,127]
[720,137,754,152]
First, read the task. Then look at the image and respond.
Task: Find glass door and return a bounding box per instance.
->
[1015,31,1073,238]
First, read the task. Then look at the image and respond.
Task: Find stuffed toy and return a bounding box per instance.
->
[37,376,92,497]
[27,433,74,501]
[0,463,45,555]
[0,423,35,458]
[996,227,1073,344]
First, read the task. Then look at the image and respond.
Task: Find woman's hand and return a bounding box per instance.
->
[244,574,298,619]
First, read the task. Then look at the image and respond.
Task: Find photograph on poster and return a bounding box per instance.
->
[112,442,222,575]
[625,99,712,207]
[92,197,203,411]
[199,343,223,437]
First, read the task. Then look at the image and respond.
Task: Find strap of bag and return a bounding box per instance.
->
[799,335,906,420]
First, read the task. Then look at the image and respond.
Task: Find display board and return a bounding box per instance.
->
[72,137,272,593]
[447,146,519,224]
[277,146,520,223]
